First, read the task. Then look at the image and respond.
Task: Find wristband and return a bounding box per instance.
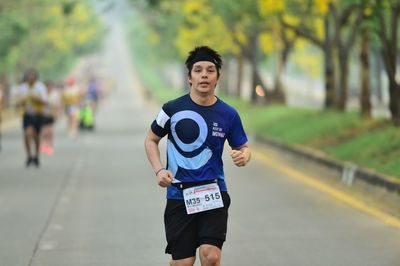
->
[155,168,165,176]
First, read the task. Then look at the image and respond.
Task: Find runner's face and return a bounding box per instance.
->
[189,61,219,95]
[27,74,36,86]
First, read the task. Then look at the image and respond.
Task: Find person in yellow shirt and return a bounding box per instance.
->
[13,69,48,167]
[62,76,82,136]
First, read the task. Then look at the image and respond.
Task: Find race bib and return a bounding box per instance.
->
[183,182,224,215]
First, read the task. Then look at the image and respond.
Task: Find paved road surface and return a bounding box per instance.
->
[1,4,400,266]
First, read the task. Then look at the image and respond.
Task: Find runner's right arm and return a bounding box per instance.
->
[144,129,174,187]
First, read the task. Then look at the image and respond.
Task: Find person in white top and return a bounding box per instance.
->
[13,69,48,167]
[41,81,61,155]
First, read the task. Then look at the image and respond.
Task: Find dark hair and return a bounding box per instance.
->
[185,46,223,76]
[23,68,39,82]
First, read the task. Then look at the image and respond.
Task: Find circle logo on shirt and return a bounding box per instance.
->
[171,110,207,152]
[168,110,212,176]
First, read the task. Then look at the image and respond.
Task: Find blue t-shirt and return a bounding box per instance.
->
[151,94,248,199]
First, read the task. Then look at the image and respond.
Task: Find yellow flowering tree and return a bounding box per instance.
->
[175,0,236,58]
[281,0,364,110]
[2,0,103,82]
[258,0,298,103]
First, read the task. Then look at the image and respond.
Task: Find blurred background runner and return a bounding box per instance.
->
[40,81,61,155]
[11,68,48,167]
[62,76,83,137]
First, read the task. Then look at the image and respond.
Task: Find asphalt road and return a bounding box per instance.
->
[1,6,400,266]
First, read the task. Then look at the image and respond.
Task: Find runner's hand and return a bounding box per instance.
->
[157,169,174,187]
[230,149,247,167]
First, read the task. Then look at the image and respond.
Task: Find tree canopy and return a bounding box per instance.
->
[0,0,104,82]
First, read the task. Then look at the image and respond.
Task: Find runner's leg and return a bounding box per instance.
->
[170,256,196,266]
[199,244,221,266]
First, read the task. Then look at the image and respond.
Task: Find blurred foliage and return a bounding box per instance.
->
[129,0,335,90]
[130,0,400,123]
[0,0,104,82]
[131,0,266,58]
[127,7,182,100]
[174,0,236,57]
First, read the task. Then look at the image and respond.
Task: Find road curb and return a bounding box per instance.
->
[255,135,400,199]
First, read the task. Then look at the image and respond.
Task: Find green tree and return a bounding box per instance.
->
[371,0,400,125]
[330,1,363,111]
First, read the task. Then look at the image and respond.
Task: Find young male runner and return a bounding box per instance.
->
[145,46,251,266]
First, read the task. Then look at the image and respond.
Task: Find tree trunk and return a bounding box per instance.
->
[374,48,383,103]
[272,38,289,104]
[272,52,286,103]
[323,17,336,108]
[388,79,400,125]
[218,59,229,95]
[332,4,362,111]
[271,26,290,104]
[247,34,266,104]
[235,52,244,98]
[359,27,372,118]
[382,70,400,125]
[378,3,400,125]
[337,49,349,111]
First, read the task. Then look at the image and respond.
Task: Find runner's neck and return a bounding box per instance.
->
[189,92,217,106]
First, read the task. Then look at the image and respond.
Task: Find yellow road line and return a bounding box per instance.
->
[252,148,400,228]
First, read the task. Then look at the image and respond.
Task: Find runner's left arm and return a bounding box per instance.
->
[230,143,251,167]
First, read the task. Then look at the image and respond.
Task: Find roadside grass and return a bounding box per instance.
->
[324,126,400,178]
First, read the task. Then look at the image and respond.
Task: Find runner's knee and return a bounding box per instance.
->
[25,128,36,139]
[171,256,195,266]
[200,245,221,265]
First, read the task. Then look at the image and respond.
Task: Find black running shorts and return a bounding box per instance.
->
[164,192,231,260]
[23,113,43,133]
[42,115,55,126]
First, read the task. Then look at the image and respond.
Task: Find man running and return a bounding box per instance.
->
[145,46,251,266]
[13,69,48,167]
